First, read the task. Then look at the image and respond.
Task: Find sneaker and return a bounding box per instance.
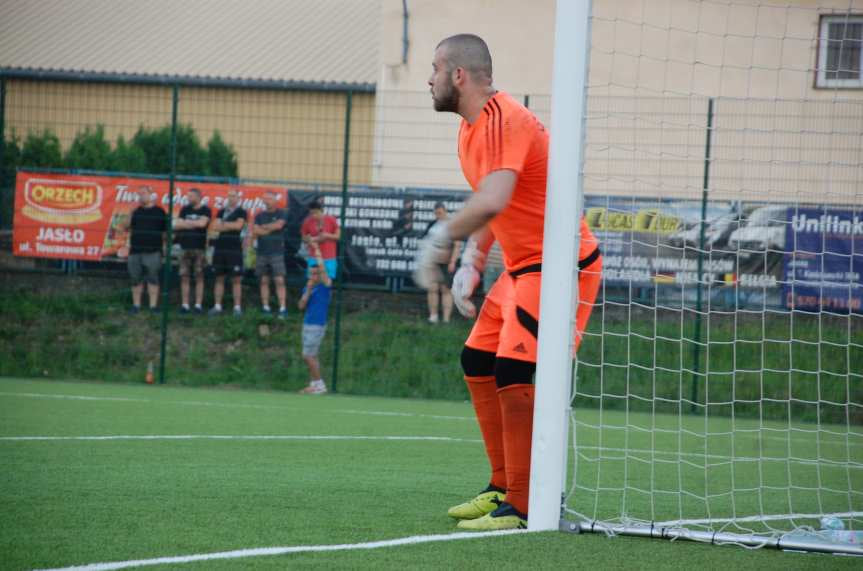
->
[447,488,506,520]
[298,381,327,395]
[277,308,288,320]
[179,306,190,315]
[261,306,272,316]
[193,306,204,314]
[233,307,243,317]
[208,307,223,316]
[428,315,439,324]
[149,306,160,314]
[456,502,527,531]
[129,305,141,314]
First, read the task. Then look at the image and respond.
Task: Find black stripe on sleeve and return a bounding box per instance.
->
[490,97,504,170]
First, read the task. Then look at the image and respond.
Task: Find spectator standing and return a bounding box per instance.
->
[123,186,166,313]
[297,243,333,394]
[300,199,340,280]
[173,188,211,314]
[253,190,289,318]
[209,189,247,316]
[423,201,462,323]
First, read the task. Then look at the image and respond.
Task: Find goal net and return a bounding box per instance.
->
[553,0,863,552]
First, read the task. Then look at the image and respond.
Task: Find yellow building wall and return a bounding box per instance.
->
[4,79,375,186]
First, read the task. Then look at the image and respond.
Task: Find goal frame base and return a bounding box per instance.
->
[559,519,863,556]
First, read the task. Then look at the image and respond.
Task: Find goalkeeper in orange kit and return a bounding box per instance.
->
[414,34,602,530]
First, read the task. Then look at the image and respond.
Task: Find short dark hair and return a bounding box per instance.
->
[436,34,492,80]
[309,199,323,211]
[188,187,201,196]
[434,201,446,210]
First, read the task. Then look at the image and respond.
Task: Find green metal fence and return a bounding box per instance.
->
[1,73,860,423]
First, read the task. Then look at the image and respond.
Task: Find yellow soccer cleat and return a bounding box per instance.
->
[456,502,527,531]
[447,489,506,520]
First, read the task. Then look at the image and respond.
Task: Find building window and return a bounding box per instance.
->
[817,15,863,88]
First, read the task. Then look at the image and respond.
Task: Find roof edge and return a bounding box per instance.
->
[0,67,376,93]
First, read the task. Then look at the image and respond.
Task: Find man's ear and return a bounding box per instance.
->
[452,67,464,86]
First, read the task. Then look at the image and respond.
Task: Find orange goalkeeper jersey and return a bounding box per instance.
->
[457,91,597,271]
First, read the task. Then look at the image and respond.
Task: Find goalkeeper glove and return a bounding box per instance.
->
[413,220,453,289]
[451,239,486,318]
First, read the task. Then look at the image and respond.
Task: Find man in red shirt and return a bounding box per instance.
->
[414,34,602,530]
[300,199,340,280]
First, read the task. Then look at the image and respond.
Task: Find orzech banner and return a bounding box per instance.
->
[13,170,286,261]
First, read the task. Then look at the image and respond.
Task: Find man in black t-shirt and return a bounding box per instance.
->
[252,190,289,317]
[123,186,167,313]
[209,189,247,316]
[173,188,211,314]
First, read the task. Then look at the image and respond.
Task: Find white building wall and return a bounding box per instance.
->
[372,0,863,206]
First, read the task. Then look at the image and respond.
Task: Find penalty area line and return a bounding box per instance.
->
[37,530,526,571]
[0,434,483,443]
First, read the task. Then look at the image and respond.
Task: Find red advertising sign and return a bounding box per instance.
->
[13,171,287,261]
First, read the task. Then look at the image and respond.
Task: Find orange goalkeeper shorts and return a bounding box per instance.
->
[465,254,602,362]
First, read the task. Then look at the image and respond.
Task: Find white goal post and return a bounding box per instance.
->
[529,0,594,531]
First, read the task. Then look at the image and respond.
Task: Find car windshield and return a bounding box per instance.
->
[745,207,786,227]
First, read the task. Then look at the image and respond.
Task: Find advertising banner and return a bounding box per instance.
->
[784,207,863,312]
[13,171,286,261]
[287,190,466,278]
[12,170,861,313]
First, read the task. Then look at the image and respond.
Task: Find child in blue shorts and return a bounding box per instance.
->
[298,243,333,394]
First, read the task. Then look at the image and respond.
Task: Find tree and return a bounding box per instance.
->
[131,123,208,176]
[20,129,62,168]
[109,135,147,173]
[206,130,238,178]
[130,124,170,175]
[64,125,111,170]
[1,131,22,229]
[5,123,237,179]
[2,130,22,190]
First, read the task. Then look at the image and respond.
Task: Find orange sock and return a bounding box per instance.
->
[465,375,506,490]
[497,383,535,515]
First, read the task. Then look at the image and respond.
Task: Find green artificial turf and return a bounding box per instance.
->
[1,378,860,570]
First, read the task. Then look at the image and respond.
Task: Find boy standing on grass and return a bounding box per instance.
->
[297,242,333,395]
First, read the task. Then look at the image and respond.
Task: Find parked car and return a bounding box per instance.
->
[726,205,788,256]
[669,211,742,251]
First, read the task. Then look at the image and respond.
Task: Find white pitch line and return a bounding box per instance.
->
[0,434,482,443]
[37,530,525,571]
[0,391,475,422]
[335,408,474,421]
[575,446,863,468]
[0,392,146,403]
[2,435,861,469]
[3,392,860,446]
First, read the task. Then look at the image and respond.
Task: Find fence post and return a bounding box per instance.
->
[158,84,180,385]
[691,97,715,412]
[331,90,353,393]
[0,76,6,224]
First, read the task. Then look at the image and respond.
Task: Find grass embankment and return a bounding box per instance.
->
[1,277,860,422]
[0,278,472,399]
